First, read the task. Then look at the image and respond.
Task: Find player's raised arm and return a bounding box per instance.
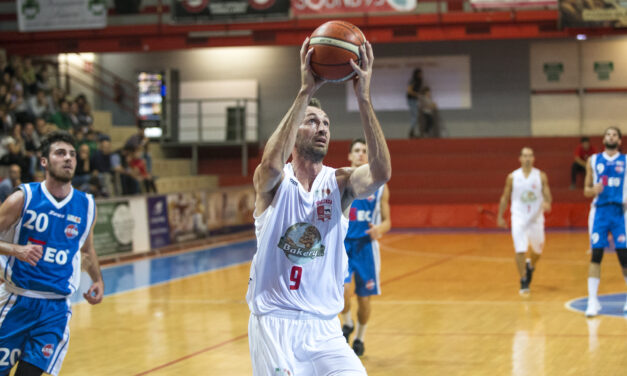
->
[344,42,392,206]
[0,190,42,266]
[254,37,325,213]
[497,174,514,228]
[81,205,104,305]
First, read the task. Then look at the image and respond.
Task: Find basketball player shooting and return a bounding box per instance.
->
[245,37,391,375]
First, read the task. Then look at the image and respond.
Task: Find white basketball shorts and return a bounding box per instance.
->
[248,312,367,376]
[511,218,545,254]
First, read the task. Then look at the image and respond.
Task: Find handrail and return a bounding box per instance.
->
[64,72,136,115]
[69,53,136,92]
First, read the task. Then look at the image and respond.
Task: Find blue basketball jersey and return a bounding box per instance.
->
[346,186,383,240]
[590,152,627,207]
[1,183,95,298]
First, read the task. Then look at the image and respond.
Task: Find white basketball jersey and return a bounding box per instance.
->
[510,168,544,223]
[246,163,349,317]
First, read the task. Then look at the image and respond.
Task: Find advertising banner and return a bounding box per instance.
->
[167,191,209,243]
[147,195,171,249]
[291,0,416,15]
[560,0,627,28]
[17,0,107,32]
[470,0,556,9]
[206,187,254,234]
[172,0,289,22]
[93,200,134,256]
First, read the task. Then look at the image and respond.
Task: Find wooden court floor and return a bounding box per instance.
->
[49,231,627,375]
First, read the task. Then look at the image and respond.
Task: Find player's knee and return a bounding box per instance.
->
[616,249,627,268]
[591,248,604,264]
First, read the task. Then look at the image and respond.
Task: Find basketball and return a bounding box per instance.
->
[309,20,366,82]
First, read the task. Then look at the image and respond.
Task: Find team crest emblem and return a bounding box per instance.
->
[278,223,325,265]
[316,199,332,222]
[42,344,54,358]
[616,166,624,173]
[65,224,79,239]
[366,279,375,290]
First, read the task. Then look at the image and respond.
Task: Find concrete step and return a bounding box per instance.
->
[155,175,218,194]
[151,158,192,177]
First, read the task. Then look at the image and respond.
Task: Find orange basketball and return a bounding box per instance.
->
[309,20,366,83]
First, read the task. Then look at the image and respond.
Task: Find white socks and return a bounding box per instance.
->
[588,277,600,300]
[355,323,367,341]
[342,311,354,327]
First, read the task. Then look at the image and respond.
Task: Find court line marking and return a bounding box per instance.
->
[133,333,248,375]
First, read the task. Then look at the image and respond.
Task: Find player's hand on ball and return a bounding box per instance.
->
[83,280,104,305]
[16,244,43,266]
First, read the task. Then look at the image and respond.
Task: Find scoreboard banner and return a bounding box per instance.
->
[560,0,627,28]
[172,0,290,21]
[291,0,416,15]
[17,0,107,32]
[470,0,556,9]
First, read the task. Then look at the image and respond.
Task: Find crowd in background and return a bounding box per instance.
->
[0,54,156,202]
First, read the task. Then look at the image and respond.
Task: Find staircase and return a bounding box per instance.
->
[93,111,218,194]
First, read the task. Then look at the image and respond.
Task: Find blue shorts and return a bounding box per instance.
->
[344,237,381,297]
[0,287,71,376]
[589,204,627,249]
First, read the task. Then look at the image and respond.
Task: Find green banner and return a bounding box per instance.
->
[594,61,614,80]
[93,200,134,256]
[543,62,564,82]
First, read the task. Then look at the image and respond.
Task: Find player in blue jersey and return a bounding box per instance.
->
[0,131,104,376]
[341,138,391,356]
[584,126,627,317]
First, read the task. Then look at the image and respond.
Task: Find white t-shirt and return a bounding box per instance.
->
[246,163,349,317]
[510,168,544,224]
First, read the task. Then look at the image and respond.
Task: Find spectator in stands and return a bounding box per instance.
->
[50,87,65,113]
[0,106,13,134]
[129,147,157,193]
[11,86,30,125]
[50,99,72,131]
[35,65,52,94]
[571,136,596,190]
[82,175,107,198]
[0,124,30,182]
[0,84,11,109]
[111,145,141,195]
[22,121,41,177]
[21,57,37,95]
[90,135,115,197]
[125,123,148,151]
[34,116,52,138]
[0,163,21,202]
[74,94,94,130]
[72,143,92,189]
[419,86,440,138]
[28,89,53,120]
[407,68,423,138]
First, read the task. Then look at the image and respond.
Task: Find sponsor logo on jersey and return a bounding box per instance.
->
[289,178,298,186]
[616,165,624,173]
[521,191,537,203]
[316,199,332,222]
[618,235,626,244]
[278,223,325,265]
[48,210,64,219]
[65,224,79,239]
[367,194,375,202]
[42,344,54,358]
[366,279,376,290]
[67,214,81,224]
[314,187,332,200]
